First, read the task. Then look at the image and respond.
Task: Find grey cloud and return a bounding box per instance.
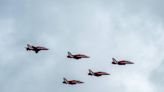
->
[0,0,164,92]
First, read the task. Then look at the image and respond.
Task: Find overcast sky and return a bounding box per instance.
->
[0,0,164,92]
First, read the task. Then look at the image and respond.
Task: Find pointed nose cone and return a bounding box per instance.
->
[127,61,134,64]
[79,81,84,84]
[103,72,110,75]
[45,48,49,50]
[130,62,134,64]
[106,73,110,75]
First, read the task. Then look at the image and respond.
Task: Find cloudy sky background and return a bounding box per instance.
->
[0,0,164,92]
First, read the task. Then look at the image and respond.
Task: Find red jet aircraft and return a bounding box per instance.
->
[26,44,49,53]
[88,69,110,77]
[67,51,89,60]
[112,58,134,65]
[63,77,84,85]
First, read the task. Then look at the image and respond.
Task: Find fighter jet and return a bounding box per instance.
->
[88,69,110,77]
[63,77,84,85]
[67,51,89,60]
[26,44,48,53]
[112,58,134,65]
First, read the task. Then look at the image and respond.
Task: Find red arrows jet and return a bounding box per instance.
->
[67,51,89,60]
[26,44,49,53]
[88,69,110,77]
[112,58,134,65]
[63,77,84,85]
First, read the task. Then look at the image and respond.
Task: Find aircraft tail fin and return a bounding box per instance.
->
[67,51,73,58]
[63,77,69,84]
[112,58,118,63]
[27,44,31,47]
[68,51,72,55]
[26,44,31,51]
[88,69,94,75]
